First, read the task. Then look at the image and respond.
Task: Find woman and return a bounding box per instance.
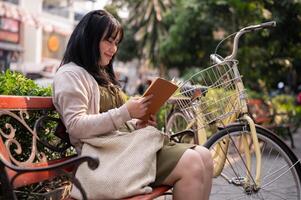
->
[53,9,213,200]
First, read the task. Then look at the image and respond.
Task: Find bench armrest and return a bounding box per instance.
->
[0,154,99,200]
[0,155,99,173]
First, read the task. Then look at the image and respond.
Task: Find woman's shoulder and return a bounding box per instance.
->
[54,62,97,87]
[57,62,86,75]
[55,62,93,81]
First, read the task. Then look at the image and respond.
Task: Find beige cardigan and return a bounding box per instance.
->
[52,62,132,151]
[53,63,164,199]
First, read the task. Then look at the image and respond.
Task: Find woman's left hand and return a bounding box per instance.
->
[136,114,157,129]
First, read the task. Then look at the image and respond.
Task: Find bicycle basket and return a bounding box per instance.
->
[173,59,245,129]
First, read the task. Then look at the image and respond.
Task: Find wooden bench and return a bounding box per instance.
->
[247,98,295,148]
[0,95,171,200]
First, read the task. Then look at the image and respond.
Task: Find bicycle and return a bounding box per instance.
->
[166,21,301,199]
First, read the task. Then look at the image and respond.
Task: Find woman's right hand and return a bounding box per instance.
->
[126,95,153,119]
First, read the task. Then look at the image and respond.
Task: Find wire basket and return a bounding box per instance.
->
[173,59,246,129]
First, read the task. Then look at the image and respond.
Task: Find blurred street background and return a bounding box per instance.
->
[0,0,301,149]
[292,128,301,158]
[0,1,301,199]
[0,0,161,95]
[1,0,301,95]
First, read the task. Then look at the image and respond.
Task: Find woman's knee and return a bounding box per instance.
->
[180,149,207,177]
[162,148,210,185]
[162,149,205,185]
[194,146,214,172]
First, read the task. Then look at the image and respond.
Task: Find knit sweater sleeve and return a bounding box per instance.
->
[53,69,131,139]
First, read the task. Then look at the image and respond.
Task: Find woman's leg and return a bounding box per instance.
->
[161,146,213,200]
[193,146,214,200]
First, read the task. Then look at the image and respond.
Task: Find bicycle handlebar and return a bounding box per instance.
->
[210,21,276,63]
[243,21,276,32]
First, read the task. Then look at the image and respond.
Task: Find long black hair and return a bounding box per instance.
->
[61,10,123,86]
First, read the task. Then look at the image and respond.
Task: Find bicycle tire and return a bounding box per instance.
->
[165,110,195,143]
[204,123,301,200]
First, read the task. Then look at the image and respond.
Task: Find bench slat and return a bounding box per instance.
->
[0,95,54,110]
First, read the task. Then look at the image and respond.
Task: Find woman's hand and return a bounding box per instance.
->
[136,114,157,129]
[125,95,153,119]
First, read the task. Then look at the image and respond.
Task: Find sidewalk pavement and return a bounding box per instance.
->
[291,128,301,159]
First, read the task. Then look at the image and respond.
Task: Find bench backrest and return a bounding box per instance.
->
[0,95,54,110]
[0,95,73,188]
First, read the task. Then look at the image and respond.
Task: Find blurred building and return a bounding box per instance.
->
[0,0,95,75]
[0,0,156,93]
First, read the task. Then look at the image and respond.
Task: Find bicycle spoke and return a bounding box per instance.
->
[212,142,243,182]
[261,185,299,197]
[218,141,243,178]
[212,136,255,185]
[261,159,301,189]
[227,132,257,186]
[262,162,289,182]
[260,188,293,200]
[262,147,280,181]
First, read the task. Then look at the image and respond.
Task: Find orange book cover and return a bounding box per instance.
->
[140,77,178,121]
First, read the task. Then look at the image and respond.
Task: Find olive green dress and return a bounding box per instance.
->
[98,84,195,186]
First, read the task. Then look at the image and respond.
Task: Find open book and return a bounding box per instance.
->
[140,77,179,121]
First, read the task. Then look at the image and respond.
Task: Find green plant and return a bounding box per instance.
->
[0,70,61,160]
[246,88,266,99]
[271,94,296,113]
[156,103,173,132]
[0,71,77,198]
[0,70,51,96]
[270,94,301,133]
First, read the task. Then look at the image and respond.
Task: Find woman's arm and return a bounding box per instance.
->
[53,70,131,139]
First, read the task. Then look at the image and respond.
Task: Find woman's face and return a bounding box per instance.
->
[99,32,121,67]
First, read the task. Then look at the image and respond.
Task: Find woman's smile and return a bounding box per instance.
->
[99,33,121,66]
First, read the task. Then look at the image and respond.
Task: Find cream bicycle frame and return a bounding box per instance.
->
[206,56,262,188]
[198,22,275,188]
[169,21,276,189]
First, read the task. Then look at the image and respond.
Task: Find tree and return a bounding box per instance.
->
[160,0,301,91]
[160,0,216,72]
[111,0,173,76]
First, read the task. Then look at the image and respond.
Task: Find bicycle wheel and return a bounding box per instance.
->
[165,110,195,143]
[204,123,301,200]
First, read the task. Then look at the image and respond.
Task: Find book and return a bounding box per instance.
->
[140,77,179,121]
